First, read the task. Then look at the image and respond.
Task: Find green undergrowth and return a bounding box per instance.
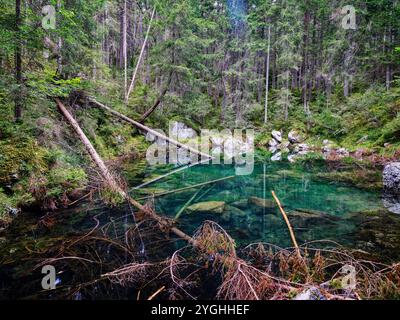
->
[0,84,150,226]
[256,85,400,157]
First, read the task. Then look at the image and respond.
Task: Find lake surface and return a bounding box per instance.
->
[130,161,384,249]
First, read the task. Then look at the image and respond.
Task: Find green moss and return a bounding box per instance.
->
[46,167,87,197]
[0,137,48,184]
[0,190,13,227]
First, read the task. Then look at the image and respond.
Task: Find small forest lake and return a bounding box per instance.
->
[131,160,398,253]
[2,159,400,299]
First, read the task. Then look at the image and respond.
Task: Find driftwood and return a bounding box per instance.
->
[89,98,213,160]
[55,98,194,245]
[271,191,301,257]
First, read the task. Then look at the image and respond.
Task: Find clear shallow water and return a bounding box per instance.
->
[130,161,384,249]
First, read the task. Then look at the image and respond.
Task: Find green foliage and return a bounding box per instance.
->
[26,67,84,98]
[45,167,87,198]
[0,189,13,226]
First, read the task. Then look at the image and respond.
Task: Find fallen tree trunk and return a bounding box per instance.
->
[131,158,211,191]
[88,98,213,160]
[136,175,235,201]
[55,98,194,244]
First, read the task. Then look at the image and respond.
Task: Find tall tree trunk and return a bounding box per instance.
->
[302,6,310,115]
[122,0,127,96]
[56,0,62,75]
[14,0,23,121]
[125,7,156,104]
[264,24,271,124]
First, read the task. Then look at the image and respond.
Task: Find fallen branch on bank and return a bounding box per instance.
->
[89,98,213,161]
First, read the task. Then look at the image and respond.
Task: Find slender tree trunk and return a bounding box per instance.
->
[56,0,62,75]
[125,7,156,104]
[264,24,271,124]
[122,0,128,96]
[15,0,23,121]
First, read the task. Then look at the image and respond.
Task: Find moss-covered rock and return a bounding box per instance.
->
[187,201,226,214]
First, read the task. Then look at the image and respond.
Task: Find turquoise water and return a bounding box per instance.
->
[130,161,383,249]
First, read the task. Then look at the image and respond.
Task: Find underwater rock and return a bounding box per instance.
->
[383,162,400,194]
[248,197,276,209]
[352,208,400,261]
[187,201,226,214]
[224,205,247,217]
[271,130,282,143]
[289,209,340,226]
[231,199,249,210]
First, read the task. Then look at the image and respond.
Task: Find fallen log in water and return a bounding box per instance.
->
[131,158,211,191]
[136,175,235,201]
[88,98,214,161]
[55,98,194,245]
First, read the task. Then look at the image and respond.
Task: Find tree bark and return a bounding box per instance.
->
[264,24,271,124]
